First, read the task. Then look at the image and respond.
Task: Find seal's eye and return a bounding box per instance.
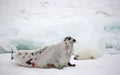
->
[68,37,71,40]
[64,36,72,41]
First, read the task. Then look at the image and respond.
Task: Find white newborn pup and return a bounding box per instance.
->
[74,48,103,60]
[11,36,76,69]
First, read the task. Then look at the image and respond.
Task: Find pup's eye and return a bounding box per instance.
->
[68,37,71,40]
[76,55,79,57]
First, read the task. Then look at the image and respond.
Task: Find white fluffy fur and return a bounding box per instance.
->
[74,48,103,60]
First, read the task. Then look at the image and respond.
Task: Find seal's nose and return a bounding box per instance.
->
[73,39,76,42]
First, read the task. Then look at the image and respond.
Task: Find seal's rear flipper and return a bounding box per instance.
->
[11,45,17,60]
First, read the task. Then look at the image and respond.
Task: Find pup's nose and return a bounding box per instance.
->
[74,57,77,60]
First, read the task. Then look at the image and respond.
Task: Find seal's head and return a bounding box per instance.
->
[64,36,76,43]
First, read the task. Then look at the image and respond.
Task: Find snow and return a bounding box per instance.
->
[0,0,120,53]
[0,0,120,74]
[0,53,120,75]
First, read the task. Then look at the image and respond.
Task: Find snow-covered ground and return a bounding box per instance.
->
[0,53,120,75]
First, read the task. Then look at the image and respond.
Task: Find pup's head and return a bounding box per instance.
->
[64,36,76,43]
[74,54,80,60]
